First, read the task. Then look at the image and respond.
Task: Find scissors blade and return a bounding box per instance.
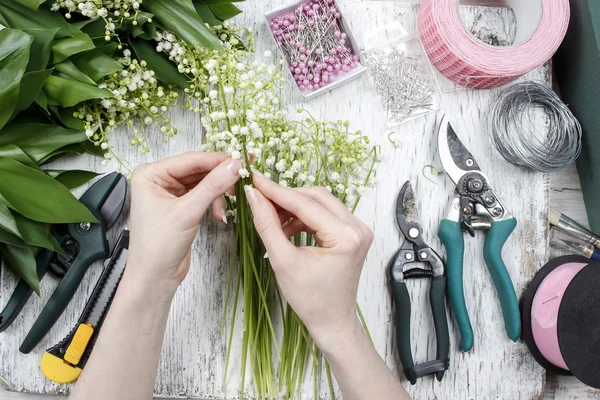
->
[395,181,420,237]
[100,175,127,229]
[438,115,481,185]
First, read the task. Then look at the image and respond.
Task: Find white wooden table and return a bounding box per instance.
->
[1,1,599,399]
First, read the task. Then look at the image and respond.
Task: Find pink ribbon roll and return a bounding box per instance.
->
[418,0,570,89]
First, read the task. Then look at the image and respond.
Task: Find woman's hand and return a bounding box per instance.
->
[245,171,409,400]
[127,152,240,295]
[244,171,373,347]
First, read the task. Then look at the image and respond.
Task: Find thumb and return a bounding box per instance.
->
[178,158,241,221]
[244,184,295,267]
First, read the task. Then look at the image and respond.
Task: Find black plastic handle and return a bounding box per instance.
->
[391,280,416,384]
[20,242,107,353]
[0,249,55,332]
[430,276,450,381]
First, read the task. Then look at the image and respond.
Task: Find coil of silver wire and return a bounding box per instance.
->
[489,81,582,173]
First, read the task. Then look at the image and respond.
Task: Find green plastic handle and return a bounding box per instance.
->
[390,280,416,384]
[483,218,521,342]
[19,245,106,353]
[437,219,473,352]
[430,277,450,381]
[20,222,109,354]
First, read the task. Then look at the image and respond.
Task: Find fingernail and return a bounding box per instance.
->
[220,208,228,224]
[244,185,257,207]
[226,159,240,176]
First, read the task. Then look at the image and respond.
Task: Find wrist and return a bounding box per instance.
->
[310,315,366,357]
[118,267,179,306]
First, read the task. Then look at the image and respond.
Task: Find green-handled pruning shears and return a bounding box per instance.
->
[389,181,450,385]
[437,115,520,352]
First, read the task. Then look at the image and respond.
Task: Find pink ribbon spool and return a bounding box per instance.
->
[418,0,570,89]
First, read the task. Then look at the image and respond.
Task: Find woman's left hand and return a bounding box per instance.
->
[127,152,241,295]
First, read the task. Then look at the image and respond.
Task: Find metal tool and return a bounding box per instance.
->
[389,181,450,384]
[41,229,129,384]
[437,115,520,352]
[0,173,127,352]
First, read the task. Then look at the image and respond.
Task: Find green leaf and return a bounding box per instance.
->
[0,1,72,38]
[43,74,113,107]
[22,28,59,72]
[207,2,242,21]
[193,2,221,26]
[0,145,38,169]
[42,142,88,164]
[1,243,39,295]
[138,21,158,40]
[49,106,85,130]
[130,38,190,88]
[35,90,49,112]
[51,25,95,64]
[11,69,54,120]
[74,18,107,39]
[15,0,46,11]
[0,29,32,130]
[45,170,100,189]
[54,59,97,85]
[0,157,97,224]
[12,212,63,253]
[80,140,107,157]
[0,203,21,237]
[142,0,223,50]
[71,49,123,82]
[94,42,119,58]
[0,123,86,163]
[0,228,27,248]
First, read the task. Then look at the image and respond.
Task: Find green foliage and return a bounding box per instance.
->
[142,0,223,50]
[0,0,245,297]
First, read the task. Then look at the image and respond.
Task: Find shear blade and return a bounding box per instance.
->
[100,175,127,229]
[396,181,420,236]
[438,115,481,184]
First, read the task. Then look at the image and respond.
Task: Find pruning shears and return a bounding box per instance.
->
[42,229,129,384]
[437,115,520,352]
[0,173,127,353]
[389,181,450,384]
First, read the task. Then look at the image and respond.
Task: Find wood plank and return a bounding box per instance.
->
[0,1,551,399]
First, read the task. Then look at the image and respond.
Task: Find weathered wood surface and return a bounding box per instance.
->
[1,0,587,399]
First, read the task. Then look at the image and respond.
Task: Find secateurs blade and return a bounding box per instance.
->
[41,229,129,384]
[437,114,520,352]
[0,173,127,353]
[389,181,450,385]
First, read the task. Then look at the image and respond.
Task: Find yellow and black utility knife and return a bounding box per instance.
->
[41,230,129,384]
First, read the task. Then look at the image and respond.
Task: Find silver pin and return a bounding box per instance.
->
[365,43,435,125]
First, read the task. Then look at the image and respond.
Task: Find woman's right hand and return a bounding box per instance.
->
[244,171,373,348]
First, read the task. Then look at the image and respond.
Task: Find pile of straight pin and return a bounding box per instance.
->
[364,44,435,125]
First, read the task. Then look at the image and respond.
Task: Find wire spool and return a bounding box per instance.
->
[489,81,582,172]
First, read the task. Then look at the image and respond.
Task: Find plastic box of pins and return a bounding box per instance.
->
[363,22,441,127]
[265,0,367,100]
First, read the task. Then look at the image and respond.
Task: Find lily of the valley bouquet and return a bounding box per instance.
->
[0,0,378,398]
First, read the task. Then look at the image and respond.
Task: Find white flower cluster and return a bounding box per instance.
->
[51,0,146,40]
[174,27,378,209]
[75,49,178,162]
[154,23,252,109]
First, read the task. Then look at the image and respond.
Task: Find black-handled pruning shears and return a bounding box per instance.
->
[389,181,450,385]
[437,115,520,352]
[0,172,127,353]
[41,229,129,383]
